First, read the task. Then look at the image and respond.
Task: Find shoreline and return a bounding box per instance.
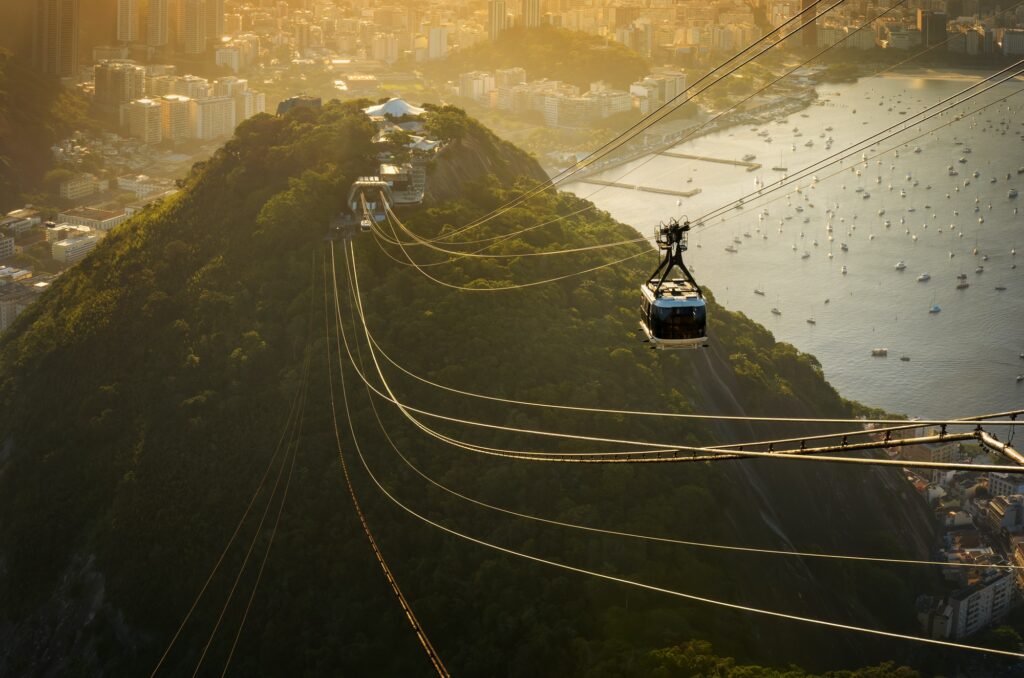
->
[551,89,818,181]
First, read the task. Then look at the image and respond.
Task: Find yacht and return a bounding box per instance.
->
[771,307,782,316]
[841,265,848,275]
[917,273,930,282]
[895,261,907,270]
[1010,188,1019,198]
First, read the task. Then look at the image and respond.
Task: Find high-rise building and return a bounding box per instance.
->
[127,98,163,144]
[916,9,947,46]
[33,0,79,78]
[189,96,235,139]
[427,27,448,59]
[117,0,138,42]
[205,0,224,43]
[183,0,207,53]
[799,0,817,48]
[213,76,246,97]
[488,0,506,40]
[148,0,169,47]
[521,0,540,29]
[94,60,146,114]
[234,89,266,122]
[160,94,191,143]
[371,33,399,62]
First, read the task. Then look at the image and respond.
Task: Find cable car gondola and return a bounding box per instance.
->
[639,219,708,350]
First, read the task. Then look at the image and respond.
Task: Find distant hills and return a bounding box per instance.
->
[0,101,947,675]
[423,26,650,90]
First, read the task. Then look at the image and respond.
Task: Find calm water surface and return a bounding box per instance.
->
[564,73,1024,419]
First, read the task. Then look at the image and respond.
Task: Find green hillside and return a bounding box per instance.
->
[422,27,649,90]
[0,102,951,676]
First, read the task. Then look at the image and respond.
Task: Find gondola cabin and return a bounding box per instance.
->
[639,218,708,350]
[640,278,707,349]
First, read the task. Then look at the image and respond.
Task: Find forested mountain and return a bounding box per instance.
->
[0,101,961,676]
[421,27,649,90]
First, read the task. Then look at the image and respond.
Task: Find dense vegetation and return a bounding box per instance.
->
[423,26,650,90]
[0,50,91,212]
[0,102,966,676]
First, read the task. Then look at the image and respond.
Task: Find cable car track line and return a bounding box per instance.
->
[334,242,1024,472]
[324,309,1024,659]
[193,263,318,677]
[323,253,450,678]
[334,269,1024,570]
[151,324,312,677]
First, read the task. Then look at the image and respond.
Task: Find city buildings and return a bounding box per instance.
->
[489,0,507,40]
[190,96,236,140]
[58,206,129,231]
[94,60,146,117]
[117,0,138,43]
[52,234,100,264]
[59,173,104,201]
[160,95,192,144]
[127,98,164,144]
[182,0,208,54]
[148,0,169,48]
[33,0,79,78]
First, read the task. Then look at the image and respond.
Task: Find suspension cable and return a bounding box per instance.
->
[326,322,1024,659]
[696,84,1024,235]
[151,305,311,677]
[372,70,1022,291]
[425,0,849,244]
[336,241,1024,472]
[338,267,1020,570]
[377,201,652,291]
[323,252,450,677]
[692,62,1024,227]
[394,0,910,253]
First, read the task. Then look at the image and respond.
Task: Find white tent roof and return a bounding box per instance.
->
[363,98,425,118]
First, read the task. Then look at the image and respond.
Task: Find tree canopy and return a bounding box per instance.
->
[424,27,650,90]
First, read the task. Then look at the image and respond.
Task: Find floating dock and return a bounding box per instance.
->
[577,179,702,198]
[657,151,762,172]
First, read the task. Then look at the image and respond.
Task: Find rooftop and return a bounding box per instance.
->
[363,98,425,118]
[60,206,125,221]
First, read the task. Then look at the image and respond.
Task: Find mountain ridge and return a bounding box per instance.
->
[0,101,941,676]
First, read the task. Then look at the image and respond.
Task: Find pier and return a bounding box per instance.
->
[657,151,762,172]
[577,180,702,198]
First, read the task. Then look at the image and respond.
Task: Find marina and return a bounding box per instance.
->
[565,72,1024,419]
